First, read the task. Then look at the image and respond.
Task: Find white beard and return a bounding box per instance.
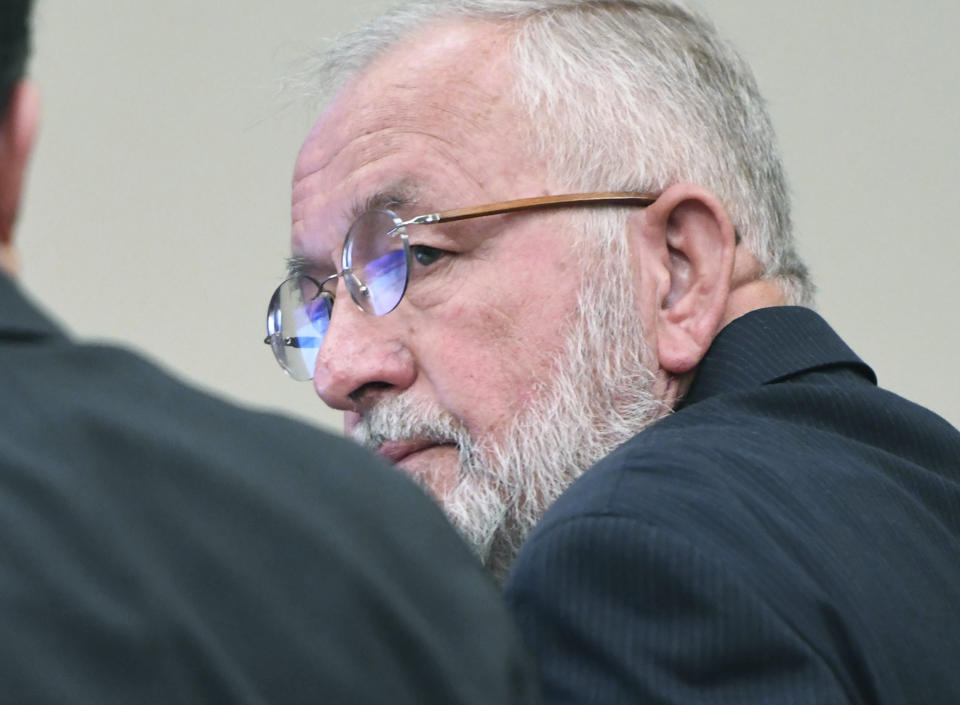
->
[351,230,669,582]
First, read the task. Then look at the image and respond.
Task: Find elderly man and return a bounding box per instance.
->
[266,1,960,701]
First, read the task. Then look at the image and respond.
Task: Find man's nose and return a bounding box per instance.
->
[312,288,416,412]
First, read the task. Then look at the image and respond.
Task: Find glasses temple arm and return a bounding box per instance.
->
[408,192,659,225]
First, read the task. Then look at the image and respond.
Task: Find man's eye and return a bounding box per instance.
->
[411,245,446,267]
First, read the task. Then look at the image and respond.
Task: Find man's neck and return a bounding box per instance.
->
[721,278,788,328]
[668,275,788,404]
[0,243,18,278]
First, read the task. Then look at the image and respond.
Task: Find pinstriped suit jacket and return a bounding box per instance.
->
[506,307,960,704]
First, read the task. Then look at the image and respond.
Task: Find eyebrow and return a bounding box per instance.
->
[286,181,423,280]
[285,254,317,280]
[346,180,421,223]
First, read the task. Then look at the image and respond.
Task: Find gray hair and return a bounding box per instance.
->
[306,0,814,305]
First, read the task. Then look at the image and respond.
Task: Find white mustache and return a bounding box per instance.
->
[350,396,471,454]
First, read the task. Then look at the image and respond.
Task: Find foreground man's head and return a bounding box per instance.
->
[271,0,810,580]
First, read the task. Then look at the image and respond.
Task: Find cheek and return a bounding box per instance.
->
[410,229,584,435]
[419,289,572,434]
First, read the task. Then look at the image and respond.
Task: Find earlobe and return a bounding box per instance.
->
[645,183,736,375]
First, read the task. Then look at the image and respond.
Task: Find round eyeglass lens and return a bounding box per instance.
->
[342,209,410,316]
[266,276,331,381]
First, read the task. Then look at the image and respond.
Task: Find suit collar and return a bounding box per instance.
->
[678,306,876,409]
[0,270,64,342]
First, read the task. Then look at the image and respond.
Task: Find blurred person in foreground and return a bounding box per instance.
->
[0,3,539,703]
[265,0,960,702]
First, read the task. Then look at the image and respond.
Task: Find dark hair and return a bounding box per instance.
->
[1,0,33,113]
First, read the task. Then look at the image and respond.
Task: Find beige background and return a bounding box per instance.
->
[19,1,960,432]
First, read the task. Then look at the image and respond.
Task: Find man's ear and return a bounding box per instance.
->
[636,183,736,375]
[0,80,40,274]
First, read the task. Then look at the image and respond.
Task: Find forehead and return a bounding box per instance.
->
[291,20,546,258]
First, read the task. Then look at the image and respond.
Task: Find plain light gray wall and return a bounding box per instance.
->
[19,1,959,432]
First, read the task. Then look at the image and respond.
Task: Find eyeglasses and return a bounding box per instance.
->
[265,191,658,381]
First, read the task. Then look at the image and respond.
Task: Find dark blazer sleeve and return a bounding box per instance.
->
[506,514,851,705]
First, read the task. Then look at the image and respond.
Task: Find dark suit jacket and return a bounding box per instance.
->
[506,306,960,704]
[0,272,538,705]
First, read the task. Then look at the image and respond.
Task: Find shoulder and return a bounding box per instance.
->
[501,402,868,701]
[512,372,960,629]
[1,339,542,704]
[5,337,319,455]
[0,336,438,534]
[533,367,960,539]
[525,396,780,537]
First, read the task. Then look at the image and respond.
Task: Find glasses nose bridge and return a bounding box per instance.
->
[320,268,368,310]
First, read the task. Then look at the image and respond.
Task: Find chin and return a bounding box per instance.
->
[395,444,461,500]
